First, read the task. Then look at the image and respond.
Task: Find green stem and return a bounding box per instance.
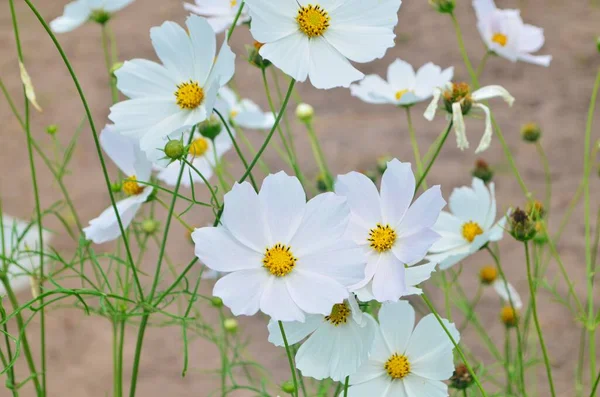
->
[536,141,552,213]
[226,1,245,41]
[525,242,556,397]
[475,51,492,80]
[405,106,426,189]
[343,376,349,397]
[583,67,600,381]
[421,293,487,397]
[504,328,512,396]
[450,13,478,86]
[414,120,452,193]
[304,120,333,190]
[101,23,119,103]
[278,321,299,397]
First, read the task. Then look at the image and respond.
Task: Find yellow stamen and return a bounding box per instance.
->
[189,137,209,157]
[385,354,410,380]
[501,305,518,327]
[325,302,351,326]
[462,221,483,243]
[122,175,144,196]
[479,265,498,285]
[263,243,297,277]
[368,224,397,253]
[492,33,508,47]
[175,80,204,110]
[395,89,410,101]
[230,0,237,7]
[296,4,330,38]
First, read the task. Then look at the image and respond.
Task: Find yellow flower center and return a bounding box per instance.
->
[325,302,351,326]
[501,305,518,327]
[479,265,498,284]
[263,243,297,277]
[175,81,204,110]
[296,4,330,38]
[461,221,483,243]
[395,89,410,101]
[230,0,237,7]
[368,224,397,253]
[385,354,410,380]
[492,33,508,47]
[230,109,239,119]
[122,175,144,196]
[189,137,209,157]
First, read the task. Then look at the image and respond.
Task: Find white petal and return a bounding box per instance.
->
[50,0,90,33]
[380,159,414,227]
[267,315,322,346]
[386,59,416,90]
[452,102,468,150]
[413,62,442,98]
[517,53,552,67]
[290,193,350,256]
[473,0,496,20]
[405,314,459,380]
[205,40,236,90]
[99,125,139,176]
[347,375,391,397]
[396,185,445,235]
[379,300,415,354]
[403,375,448,397]
[331,0,401,30]
[245,0,299,42]
[335,171,382,226]
[493,279,523,309]
[286,270,349,316]
[371,253,407,302]
[192,226,263,272]
[103,0,135,12]
[299,240,366,287]
[260,277,306,322]
[115,59,175,99]
[221,182,270,251]
[186,15,217,84]
[213,269,269,316]
[259,172,306,245]
[404,261,437,295]
[150,21,195,82]
[518,24,546,53]
[473,103,493,153]
[472,85,515,106]
[108,97,182,139]
[392,229,440,265]
[323,25,395,63]
[423,88,441,121]
[448,178,491,226]
[350,75,395,105]
[260,33,310,83]
[307,37,364,89]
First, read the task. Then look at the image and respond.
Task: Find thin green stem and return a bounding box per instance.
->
[475,51,492,80]
[583,67,600,381]
[525,242,556,397]
[504,328,512,396]
[343,376,349,397]
[421,293,487,397]
[405,107,426,188]
[101,24,119,103]
[536,141,552,212]
[226,1,245,41]
[414,120,452,194]
[450,13,478,86]
[304,120,333,190]
[278,321,299,397]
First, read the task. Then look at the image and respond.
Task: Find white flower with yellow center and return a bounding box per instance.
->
[0,215,50,296]
[474,0,551,67]
[109,15,235,162]
[217,87,275,130]
[350,59,453,107]
[192,172,366,321]
[154,126,233,187]
[83,126,153,244]
[426,178,505,270]
[424,82,515,153]
[347,301,459,397]
[243,0,402,89]
[50,0,135,33]
[267,294,377,381]
[335,159,445,302]
[184,0,250,34]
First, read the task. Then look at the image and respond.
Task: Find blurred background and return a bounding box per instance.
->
[1,0,600,395]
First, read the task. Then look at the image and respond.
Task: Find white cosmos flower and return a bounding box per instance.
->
[83,126,153,244]
[217,87,275,130]
[473,0,551,67]
[0,215,50,295]
[154,126,233,187]
[426,178,506,270]
[267,294,377,381]
[350,59,453,107]
[184,0,250,34]
[424,82,515,153]
[348,301,459,397]
[493,278,523,310]
[335,159,445,303]
[244,0,402,89]
[109,15,235,162]
[50,0,135,33]
[192,172,366,322]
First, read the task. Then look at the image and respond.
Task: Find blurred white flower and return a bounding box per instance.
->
[184,0,250,34]
[244,0,402,89]
[50,0,135,33]
[347,301,459,397]
[109,15,235,163]
[426,178,505,270]
[335,159,445,302]
[473,0,551,67]
[154,126,233,187]
[493,279,523,309]
[424,82,514,153]
[192,172,366,322]
[350,59,453,107]
[0,215,50,295]
[217,87,275,130]
[83,126,153,244]
[267,294,376,381]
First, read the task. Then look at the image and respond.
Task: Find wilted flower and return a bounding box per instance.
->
[473,0,552,67]
[508,207,536,242]
[350,59,453,107]
[425,82,514,153]
[243,0,402,89]
[450,363,474,390]
[50,0,135,33]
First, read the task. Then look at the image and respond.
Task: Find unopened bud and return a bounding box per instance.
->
[450,363,474,390]
[110,181,122,193]
[479,265,498,285]
[246,42,271,69]
[164,139,185,160]
[501,305,519,327]
[199,116,222,140]
[141,219,160,235]
[210,296,223,308]
[509,208,536,242]
[472,159,494,183]
[429,0,455,14]
[533,221,548,245]
[281,380,296,394]
[521,122,541,143]
[295,103,314,123]
[46,124,58,135]
[526,200,545,221]
[223,318,238,333]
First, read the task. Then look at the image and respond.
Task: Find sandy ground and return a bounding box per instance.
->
[2,0,600,395]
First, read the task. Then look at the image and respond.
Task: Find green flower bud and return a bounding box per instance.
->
[110,181,122,193]
[429,0,455,14]
[164,139,185,160]
[295,103,314,123]
[210,296,223,308]
[281,380,296,394]
[246,42,271,69]
[199,116,222,140]
[509,208,536,242]
[521,122,541,143]
[472,159,494,183]
[46,124,58,136]
[223,318,238,333]
[141,219,160,235]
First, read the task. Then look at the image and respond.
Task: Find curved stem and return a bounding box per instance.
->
[226,1,245,41]
[414,120,452,194]
[304,120,333,190]
[278,321,299,397]
[525,242,557,397]
[405,107,426,189]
